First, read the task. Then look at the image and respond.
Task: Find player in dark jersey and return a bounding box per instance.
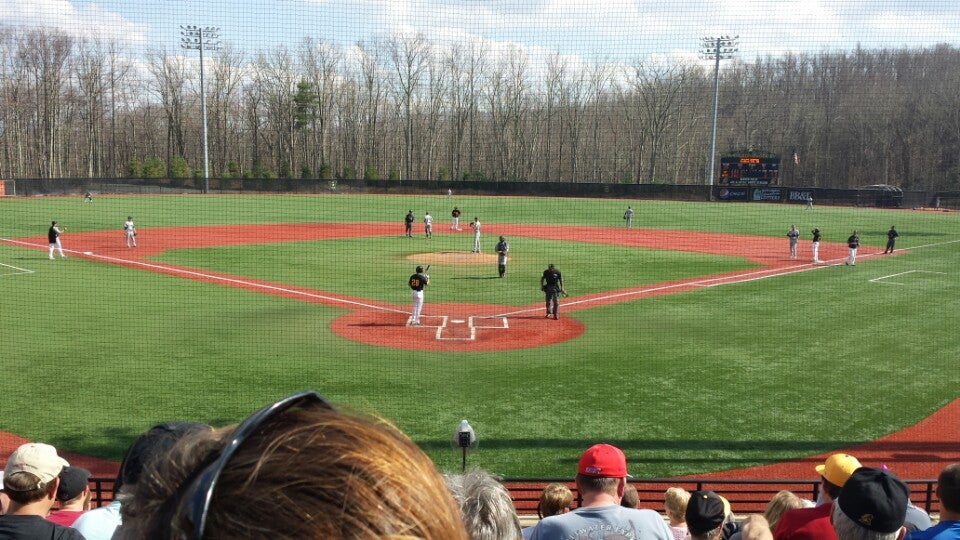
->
[495,236,509,278]
[408,265,429,325]
[451,206,461,230]
[404,210,415,237]
[540,263,564,320]
[884,225,899,254]
[811,227,823,263]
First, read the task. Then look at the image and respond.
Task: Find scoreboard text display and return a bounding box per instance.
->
[719,156,780,186]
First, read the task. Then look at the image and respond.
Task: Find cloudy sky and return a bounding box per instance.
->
[2,0,957,68]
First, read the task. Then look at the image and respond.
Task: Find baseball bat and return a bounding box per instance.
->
[425,264,431,273]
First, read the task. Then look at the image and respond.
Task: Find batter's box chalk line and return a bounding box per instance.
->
[406,315,509,341]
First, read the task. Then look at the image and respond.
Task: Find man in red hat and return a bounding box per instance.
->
[530,443,672,539]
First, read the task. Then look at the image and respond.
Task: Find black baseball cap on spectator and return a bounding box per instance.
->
[56,466,91,501]
[114,422,211,492]
[686,490,726,535]
[837,467,909,533]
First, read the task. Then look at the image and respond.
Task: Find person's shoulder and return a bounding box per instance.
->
[774,504,833,535]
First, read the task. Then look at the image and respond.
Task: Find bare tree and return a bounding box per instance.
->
[444,39,486,180]
[146,48,189,176]
[20,28,73,177]
[388,32,430,181]
[208,43,245,177]
[256,47,298,178]
[300,37,342,176]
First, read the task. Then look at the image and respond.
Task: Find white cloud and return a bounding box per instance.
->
[0,0,147,44]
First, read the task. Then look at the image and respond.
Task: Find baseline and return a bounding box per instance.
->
[870,269,948,286]
[0,262,34,277]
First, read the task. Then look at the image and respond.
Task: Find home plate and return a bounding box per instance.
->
[451,319,466,323]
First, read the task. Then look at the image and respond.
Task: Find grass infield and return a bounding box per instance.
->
[1,193,958,478]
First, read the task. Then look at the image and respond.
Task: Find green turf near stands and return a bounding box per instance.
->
[1,194,958,477]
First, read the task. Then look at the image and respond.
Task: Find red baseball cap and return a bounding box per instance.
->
[577,443,628,478]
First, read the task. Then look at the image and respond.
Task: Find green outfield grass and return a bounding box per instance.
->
[1,194,958,478]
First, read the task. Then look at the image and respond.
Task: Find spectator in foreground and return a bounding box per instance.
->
[882,465,931,533]
[832,467,908,540]
[523,483,573,539]
[906,462,960,539]
[0,472,9,515]
[445,469,522,540]
[720,494,742,539]
[71,421,211,540]
[530,443,671,539]
[740,514,774,540]
[621,484,640,508]
[116,390,468,539]
[686,490,727,540]
[46,466,90,526]
[773,453,862,540]
[762,490,804,532]
[0,443,84,539]
[664,486,691,540]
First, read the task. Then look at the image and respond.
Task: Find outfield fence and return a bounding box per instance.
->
[6,176,958,209]
[86,476,941,516]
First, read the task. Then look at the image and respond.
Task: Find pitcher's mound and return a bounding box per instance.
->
[409,251,497,265]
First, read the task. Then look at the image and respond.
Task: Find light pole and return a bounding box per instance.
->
[180,25,221,193]
[700,36,738,200]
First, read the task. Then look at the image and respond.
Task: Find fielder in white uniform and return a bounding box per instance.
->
[471,217,481,253]
[124,216,137,248]
[423,212,433,238]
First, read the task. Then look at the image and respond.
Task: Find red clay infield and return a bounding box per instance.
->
[4,223,956,480]
[10,222,861,352]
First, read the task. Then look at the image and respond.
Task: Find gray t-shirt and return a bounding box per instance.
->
[530,504,672,540]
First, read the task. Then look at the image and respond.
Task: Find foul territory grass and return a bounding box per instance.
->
[1,194,958,478]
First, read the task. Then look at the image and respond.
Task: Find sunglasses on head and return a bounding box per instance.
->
[167,390,333,539]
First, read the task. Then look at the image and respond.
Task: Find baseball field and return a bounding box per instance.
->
[1,193,958,479]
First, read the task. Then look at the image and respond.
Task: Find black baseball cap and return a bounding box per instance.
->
[56,466,91,501]
[685,490,726,535]
[837,467,909,533]
[115,422,210,491]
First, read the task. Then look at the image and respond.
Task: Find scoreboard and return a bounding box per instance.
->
[719,156,780,186]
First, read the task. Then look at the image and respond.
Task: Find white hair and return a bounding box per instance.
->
[831,502,902,540]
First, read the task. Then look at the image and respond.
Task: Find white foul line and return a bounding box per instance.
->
[0,238,409,315]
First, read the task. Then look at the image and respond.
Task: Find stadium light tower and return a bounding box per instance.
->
[180,25,221,193]
[700,36,738,199]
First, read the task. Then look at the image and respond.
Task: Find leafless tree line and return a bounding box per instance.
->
[1,25,958,190]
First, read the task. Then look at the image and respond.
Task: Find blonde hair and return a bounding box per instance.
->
[763,490,803,531]
[664,487,692,522]
[118,406,467,539]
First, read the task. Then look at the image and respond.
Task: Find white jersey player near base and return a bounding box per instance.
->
[124,216,137,248]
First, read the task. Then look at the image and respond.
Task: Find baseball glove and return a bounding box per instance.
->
[541,285,547,292]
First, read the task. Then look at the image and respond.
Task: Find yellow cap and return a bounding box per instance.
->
[815,453,862,487]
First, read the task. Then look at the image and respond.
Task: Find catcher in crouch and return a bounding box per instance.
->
[540,263,565,320]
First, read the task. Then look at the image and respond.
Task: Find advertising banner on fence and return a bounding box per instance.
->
[788,190,814,203]
[752,188,782,201]
[718,188,751,201]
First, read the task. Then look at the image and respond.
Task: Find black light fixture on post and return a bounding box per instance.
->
[452,419,477,472]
